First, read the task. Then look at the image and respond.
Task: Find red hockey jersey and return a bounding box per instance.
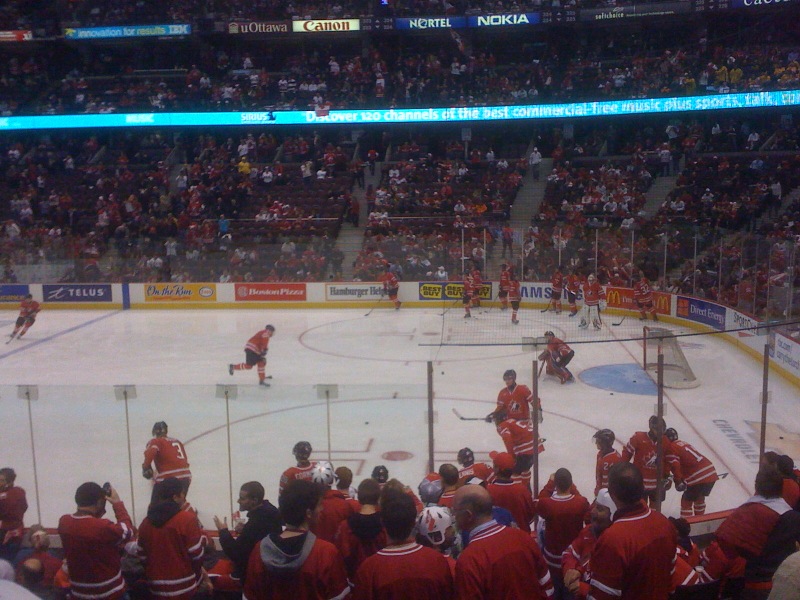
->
[666,440,718,487]
[537,480,590,572]
[58,501,134,600]
[352,542,453,600]
[496,383,533,421]
[245,329,272,356]
[621,431,674,491]
[143,436,191,483]
[137,508,208,599]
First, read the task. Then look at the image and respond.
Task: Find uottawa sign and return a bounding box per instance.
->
[235,283,306,301]
[605,286,670,315]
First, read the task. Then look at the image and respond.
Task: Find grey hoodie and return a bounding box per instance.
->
[259,531,317,574]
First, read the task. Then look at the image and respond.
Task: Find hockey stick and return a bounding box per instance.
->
[612,316,626,327]
[538,359,546,378]
[718,472,728,479]
[440,297,462,317]
[5,336,14,345]
[452,408,489,421]
[364,292,386,317]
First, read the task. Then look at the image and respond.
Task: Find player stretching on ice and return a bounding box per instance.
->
[579,274,606,330]
[539,331,575,384]
[8,294,40,342]
[633,270,659,321]
[229,325,275,387]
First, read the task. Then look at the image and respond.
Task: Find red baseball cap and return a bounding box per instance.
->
[490,451,515,471]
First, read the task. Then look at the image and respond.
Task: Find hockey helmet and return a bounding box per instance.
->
[649,415,667,432]
[457,447,474,466]
[587,273,596,282]
[418,476,443,505]
[311,461,335,486]
[293,441,312,461]
[371,465,389,484]
[265,324,275,333]
[416,507,454,546]
[503,369,517,380]
[152,421,168,437]
[592,428,615,448]
[544,331,555,338]
[665,428,679,442]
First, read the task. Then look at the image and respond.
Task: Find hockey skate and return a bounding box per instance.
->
[569,311,577,317]
[228,364,234,376]
[579,319,588,329]
[259,380,270,387]
[512,319,519,325]
[653,314,658,321]
[464,313,471,318]
[593,321,602,330]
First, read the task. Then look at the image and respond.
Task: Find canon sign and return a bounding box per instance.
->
[292,19,360,33]
[733,0,794,6]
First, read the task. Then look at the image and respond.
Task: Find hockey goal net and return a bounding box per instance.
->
[642,327,700,389]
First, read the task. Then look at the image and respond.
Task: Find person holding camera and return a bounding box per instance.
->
[57,482,133,600]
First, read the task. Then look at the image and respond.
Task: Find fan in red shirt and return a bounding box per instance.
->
[539,331,575,384]
[378,264,401,310]
[309,462,356,543]
[486,452,536,533]
[0,468,27,561]
[453,484,554,599]
[536,469,591,592]
[8,294,40,342]
[665,428,719,518]
[229,324,275,387]
[633,270,659,321]
[562,489,616,599]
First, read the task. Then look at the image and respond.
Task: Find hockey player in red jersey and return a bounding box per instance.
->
[543,265,564,313]
[8,294,40,342]
[633,270,659,321]
[378,263,401,310]
[539,331,575,384]
[579,273,606,330]
[564,269,582,317]
[621,416,676,506]
[508,269,522,324]
[456,447,494,485]
[489,369,542,423]
[492,409,543,488]
[279,441,317,495]
[665,428,718,518]
[229,324,275,387]
[462,263,483,318]
[142,421,192,493]
[498,263,512,311]
[593,429,622,496]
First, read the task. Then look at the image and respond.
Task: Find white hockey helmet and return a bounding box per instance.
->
[311,461,335,486]
[416,506,454,546]
[588,273,596,282]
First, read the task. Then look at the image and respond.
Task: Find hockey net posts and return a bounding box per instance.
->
[642,326,700,389]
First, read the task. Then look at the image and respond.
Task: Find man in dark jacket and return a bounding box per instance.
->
[210,481,282,591]
[137,477,208,599]
[335,478,387,578]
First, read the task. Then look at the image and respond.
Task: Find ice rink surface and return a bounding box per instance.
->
[0,307,797,528]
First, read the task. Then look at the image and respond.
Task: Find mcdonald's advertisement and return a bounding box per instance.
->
[418,282,491,300]
[605,286,670,315]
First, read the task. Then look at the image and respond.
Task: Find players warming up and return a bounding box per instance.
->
[142,421,192,493]
[499,263,512,311]
[463,263,483,318]
[543,265,563,313]
[579,274,606,330]
[229,324,275,387]
[508,269,522,325]
[593,429,622,496]
[539,331,575,384]
[379,263,401,310]
[8,294,40,342]
[665,427,718,518]
[565,268,582,317]
[633,270,659,321]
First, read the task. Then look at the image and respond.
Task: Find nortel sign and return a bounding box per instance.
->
[394,16,467,29]
[292,19,360,32]
[467,13,541,26]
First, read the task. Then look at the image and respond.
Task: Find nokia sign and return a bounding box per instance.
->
[467,13,541,26]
